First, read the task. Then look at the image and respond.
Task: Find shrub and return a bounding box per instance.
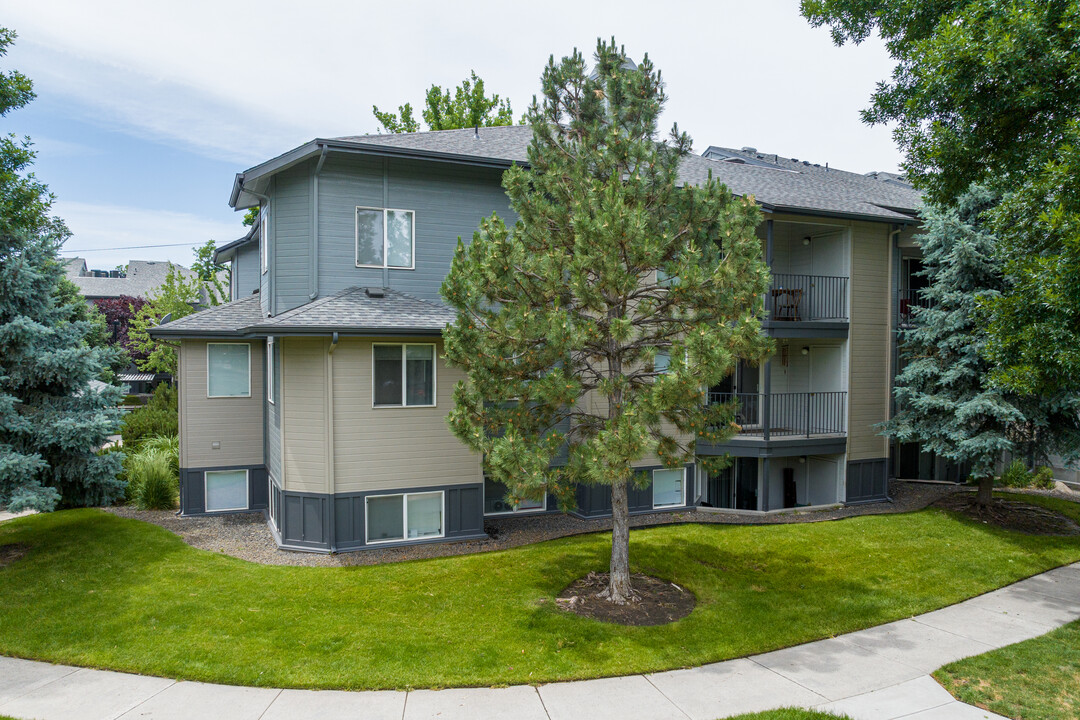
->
[999,459,1031,488]
[121,408,178,448]
[139,435,179,479]
[146,383,178,413]
[1032,466,1057,490]
[126,447,178,510]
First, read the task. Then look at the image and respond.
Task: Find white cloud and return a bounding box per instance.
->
[2,0,904,173]
[54,201,243,270]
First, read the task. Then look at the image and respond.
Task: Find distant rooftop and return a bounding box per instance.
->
[64,258,201,300]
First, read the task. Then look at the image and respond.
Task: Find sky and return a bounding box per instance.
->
[1,0,901,271]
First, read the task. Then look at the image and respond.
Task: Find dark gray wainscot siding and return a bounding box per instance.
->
[268,482,487,553]
[574,463,696,518]
[180,465,269,516]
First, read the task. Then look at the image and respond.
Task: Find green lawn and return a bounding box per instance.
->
[934,619,1080,720]
[0,499,1078,691]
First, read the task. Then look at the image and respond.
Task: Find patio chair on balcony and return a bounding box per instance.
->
[771,287,802,321]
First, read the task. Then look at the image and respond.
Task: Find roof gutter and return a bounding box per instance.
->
[310,144,329,301]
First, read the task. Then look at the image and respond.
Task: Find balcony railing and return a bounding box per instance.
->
[897,288,934,327]
[707,391,847,440]
[766,274,849,322]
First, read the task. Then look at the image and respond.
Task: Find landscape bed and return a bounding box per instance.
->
[0,495,1078,691]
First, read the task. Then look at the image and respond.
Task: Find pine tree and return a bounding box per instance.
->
[442,40,771,603]
[884,187,1024,506]
[0,28,125,511]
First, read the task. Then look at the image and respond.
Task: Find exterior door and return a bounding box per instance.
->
[810,345,845,433]
[810,232,847,318]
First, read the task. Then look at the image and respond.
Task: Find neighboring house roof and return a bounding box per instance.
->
[231,126,921,223]
[64,257,88,278]
[66,260,201,300]
[150,288,456,338]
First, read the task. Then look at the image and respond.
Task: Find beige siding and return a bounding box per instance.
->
[581,388,691,469]
[848,222,892,460]
[331,337,481,493]
[281,337,330,494]
[178,340,264,469]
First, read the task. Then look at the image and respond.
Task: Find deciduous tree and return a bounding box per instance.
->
[374,71,514,134]
[441,40,770,603]
[801,0,1080,398]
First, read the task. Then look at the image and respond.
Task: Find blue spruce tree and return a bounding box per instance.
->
[884,186,1080,508]
[0,28,125,511]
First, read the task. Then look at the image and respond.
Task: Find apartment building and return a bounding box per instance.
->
[151,127,920,552]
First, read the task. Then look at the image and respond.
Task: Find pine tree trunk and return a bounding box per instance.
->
[975,474,994,507]
[607,476,633,604]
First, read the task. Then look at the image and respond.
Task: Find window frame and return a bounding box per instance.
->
[260,206,269,275]
[364,490,445,544]
[204,469,250,513]
[652,467,686,509]
[483,475,546,516]
[206,342,252,399]
[267,475,278,530]
[266,337,275,404]
[371,342,437,409]
[354,206,416,271]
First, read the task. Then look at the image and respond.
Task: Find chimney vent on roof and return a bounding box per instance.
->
[474,124,479,140]
[740,146,757,154]
[365,287,385,298]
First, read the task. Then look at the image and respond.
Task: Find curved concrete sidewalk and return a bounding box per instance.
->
[1,563,1077,720]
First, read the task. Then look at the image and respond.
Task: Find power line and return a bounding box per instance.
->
[60,241,206,252]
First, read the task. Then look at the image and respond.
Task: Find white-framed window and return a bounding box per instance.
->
[266,337,275,404]
[372,343,436,407]
[205,469,249,512]
[483,475,545,515]
[267,475,278,529]
[260,206,269,275]
[653,467,685,508]
[365,491,444,543]
[356,207,415,270]
[656,268,678,287]
[207,343,251,398]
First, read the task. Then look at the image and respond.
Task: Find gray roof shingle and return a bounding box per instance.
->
[259,287,456,333]
[330,126,920,221]
[149,294,264,337]
[150,288,456,337]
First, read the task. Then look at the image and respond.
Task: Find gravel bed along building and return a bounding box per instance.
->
[102,480,975,567]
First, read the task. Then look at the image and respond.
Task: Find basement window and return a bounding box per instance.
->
[653,468,685,508]
[205,470,248,512]
[365,491,444,543]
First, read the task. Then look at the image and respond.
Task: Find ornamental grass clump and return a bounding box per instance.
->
[124,440,178,510]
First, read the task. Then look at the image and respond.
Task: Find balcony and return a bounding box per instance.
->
[699,390,848,456]
[766,273,849,322]
[708,390,847,439]
[897,288,933,328]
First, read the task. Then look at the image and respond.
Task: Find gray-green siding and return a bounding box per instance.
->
[263,155,515,314]
[233,242,260,301]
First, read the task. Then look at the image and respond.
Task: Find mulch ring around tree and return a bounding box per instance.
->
[555,572,695,625]
[0,543,30,568]
[933,493,1080,536]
